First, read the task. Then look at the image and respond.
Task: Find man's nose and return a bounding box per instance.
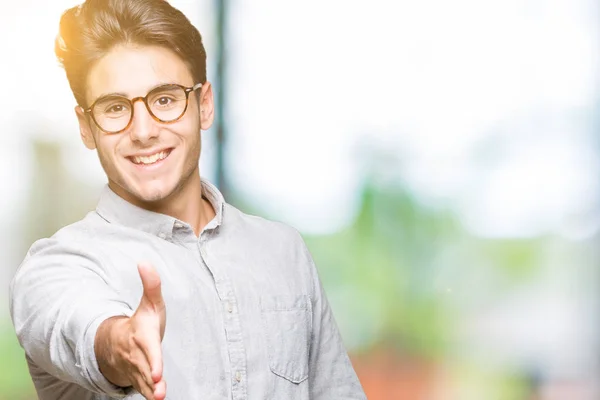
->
[129,99,159,143]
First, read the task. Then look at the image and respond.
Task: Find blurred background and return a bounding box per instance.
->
[1,0,599,399]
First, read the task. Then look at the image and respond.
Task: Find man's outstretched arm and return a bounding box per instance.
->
[9,239,164,399]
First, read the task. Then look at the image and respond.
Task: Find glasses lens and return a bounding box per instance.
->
[148,85,188,122]
[92,96,132,133]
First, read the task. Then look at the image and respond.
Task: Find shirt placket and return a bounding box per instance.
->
[198,236,247,400]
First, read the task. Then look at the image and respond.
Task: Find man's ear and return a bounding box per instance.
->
[75,106,97,150]
[198,82,215,130]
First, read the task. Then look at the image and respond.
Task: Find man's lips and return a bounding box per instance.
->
[128,148,173,165]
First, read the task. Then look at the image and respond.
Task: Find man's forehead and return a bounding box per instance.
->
[85,44,193,101]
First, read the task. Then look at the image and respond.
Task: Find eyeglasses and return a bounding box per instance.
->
[83,83,202,134]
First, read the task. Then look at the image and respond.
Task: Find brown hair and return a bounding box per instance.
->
[55,0,207,107]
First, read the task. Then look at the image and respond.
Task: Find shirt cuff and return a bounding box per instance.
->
[78,309,135,398]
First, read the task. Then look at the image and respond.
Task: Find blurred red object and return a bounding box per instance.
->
[351,347,437,400]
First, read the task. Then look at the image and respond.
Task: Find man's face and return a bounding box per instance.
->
[76,44,214,207]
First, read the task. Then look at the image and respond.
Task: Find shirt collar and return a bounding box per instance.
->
[95,177,225,239]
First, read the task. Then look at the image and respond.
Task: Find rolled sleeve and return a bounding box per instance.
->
[79,310,135,397]
[9,237,134,396]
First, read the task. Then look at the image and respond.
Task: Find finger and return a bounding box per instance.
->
[137,331,163,383]
[132,345,155,389]
[148,344,163,383]
[154,379,167,400]
[136,262,168,344]
[133,372,155,400]
[137,262,165,312]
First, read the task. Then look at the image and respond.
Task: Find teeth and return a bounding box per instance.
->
[133,150,169,165]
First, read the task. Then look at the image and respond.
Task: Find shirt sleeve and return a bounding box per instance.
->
[295,234,367,399]
[9,237,135,398]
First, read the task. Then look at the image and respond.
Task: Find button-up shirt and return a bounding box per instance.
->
[9,179,366,399]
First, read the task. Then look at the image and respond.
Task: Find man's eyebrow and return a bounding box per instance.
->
[92,83,183,102]
[92,91,129,103]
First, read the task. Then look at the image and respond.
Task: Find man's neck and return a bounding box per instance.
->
[110,170,216,237]
[154,172,215,237]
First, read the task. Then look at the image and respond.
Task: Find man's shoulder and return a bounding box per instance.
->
[224,202,304,245]
[223,203,316,279]
[13,212,109,288]
[27,211,105,257]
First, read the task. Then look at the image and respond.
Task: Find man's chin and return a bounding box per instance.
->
[109,176,177,208]
[135,187,172,204]
[123,182,175,207]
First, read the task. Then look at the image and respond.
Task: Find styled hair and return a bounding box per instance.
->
[55,0,207,107]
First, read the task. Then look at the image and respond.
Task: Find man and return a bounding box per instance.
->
[9,0,366,399]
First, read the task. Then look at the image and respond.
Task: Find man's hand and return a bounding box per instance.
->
[95,262,167,400]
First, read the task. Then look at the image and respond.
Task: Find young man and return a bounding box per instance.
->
[9,0,366,399]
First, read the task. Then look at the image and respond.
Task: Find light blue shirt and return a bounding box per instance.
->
[9,178,366,399]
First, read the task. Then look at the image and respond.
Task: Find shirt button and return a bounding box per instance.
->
[158,232,167,239]
[200,248,207,258]
[226,302,233,313]
[234,371,241,382]
[174,222,183,229]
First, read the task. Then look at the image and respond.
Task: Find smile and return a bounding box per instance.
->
[129,149,173,165]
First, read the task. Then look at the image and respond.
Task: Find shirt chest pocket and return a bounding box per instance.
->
[260,295,312,384]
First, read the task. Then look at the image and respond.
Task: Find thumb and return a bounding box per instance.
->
[137,262,165,313]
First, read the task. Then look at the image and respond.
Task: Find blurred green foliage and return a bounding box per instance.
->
[0,325,35,399]
[304,182,456,357]
[303,180,544,360]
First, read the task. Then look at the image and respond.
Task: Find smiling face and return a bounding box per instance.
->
[76,44,214,208]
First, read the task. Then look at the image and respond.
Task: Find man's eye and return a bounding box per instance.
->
[107,104,125,113]
[100,101,129,114]
[157,97,174,106]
